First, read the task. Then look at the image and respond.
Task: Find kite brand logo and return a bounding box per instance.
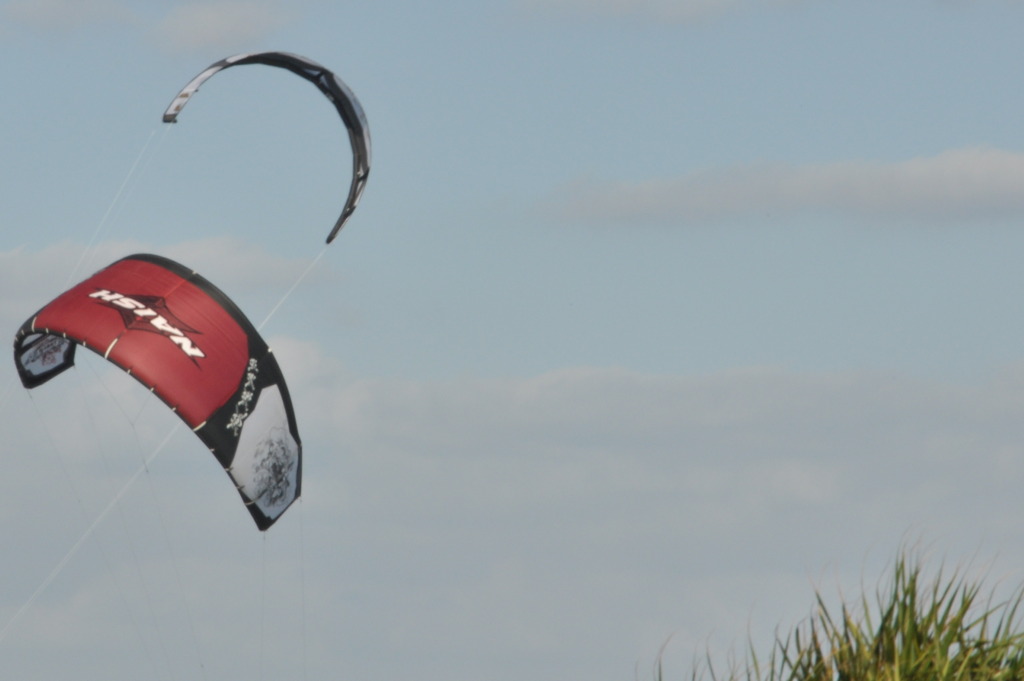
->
[89,289,206,360]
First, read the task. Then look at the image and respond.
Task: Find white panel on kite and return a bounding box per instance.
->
[232,384,300,522]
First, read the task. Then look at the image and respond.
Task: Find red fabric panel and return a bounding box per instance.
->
[31,258,248,428]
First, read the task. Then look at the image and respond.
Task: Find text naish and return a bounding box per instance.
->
[89,290,206,359]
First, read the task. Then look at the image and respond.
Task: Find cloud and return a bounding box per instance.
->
[152,1,294,52]
[0,0,134,31]
[269,355,1024,676]
[9,330,1024,677]
[548,147,1024,226]
[0,0,293,48]
[282,349,1024,563]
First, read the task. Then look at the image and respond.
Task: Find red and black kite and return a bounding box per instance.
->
[13,254,301,531]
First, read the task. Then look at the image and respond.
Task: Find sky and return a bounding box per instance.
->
[4,0,1024,679]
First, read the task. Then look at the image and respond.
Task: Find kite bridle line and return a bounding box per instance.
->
[0,415,184,647]
[0,124,186,660]
[258,245,328,332]
[67,126,171,288]
[1,370,213,679]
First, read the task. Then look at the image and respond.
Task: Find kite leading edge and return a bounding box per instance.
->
[162,51,371,244]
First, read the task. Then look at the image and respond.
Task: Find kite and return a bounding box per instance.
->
[162,51,371,244]
[13,254,301,531]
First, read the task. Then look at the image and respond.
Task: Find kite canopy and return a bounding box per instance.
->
[162,51,371,244]
[13,254,301,531]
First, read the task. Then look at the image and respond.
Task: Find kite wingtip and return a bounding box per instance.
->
[325,221,346,244]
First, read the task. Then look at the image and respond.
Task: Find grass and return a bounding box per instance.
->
[672,551,1024,681]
